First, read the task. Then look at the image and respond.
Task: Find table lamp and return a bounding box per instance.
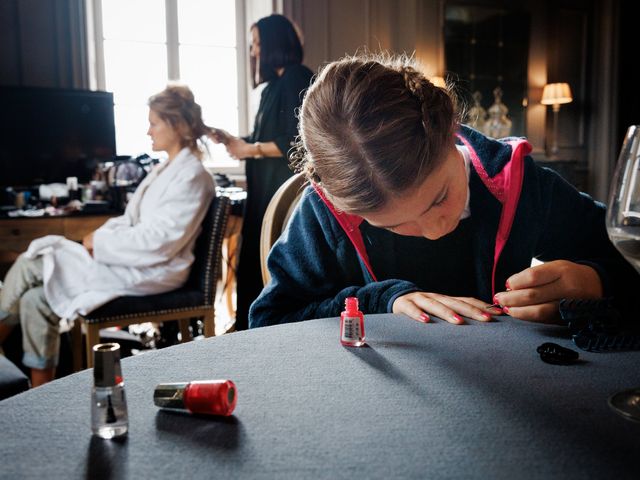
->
[430,76,446,88]
[541,82,573,157]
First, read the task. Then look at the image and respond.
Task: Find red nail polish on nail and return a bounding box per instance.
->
[419,313,430,323]
[481,312,492,320]
[505,280,511,291]
[493,295,500,305]
[502,306,510,314]
[453,314,463,323]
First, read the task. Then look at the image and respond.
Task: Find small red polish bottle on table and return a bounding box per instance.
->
[153,379,237,416]
[340,297,366,347]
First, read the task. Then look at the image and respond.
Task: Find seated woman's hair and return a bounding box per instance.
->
[148,84,211,159]
[294,53,460,214]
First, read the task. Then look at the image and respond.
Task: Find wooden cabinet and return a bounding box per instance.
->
[0,215,113,276]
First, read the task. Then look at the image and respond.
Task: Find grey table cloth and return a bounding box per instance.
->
[1,314,639,479]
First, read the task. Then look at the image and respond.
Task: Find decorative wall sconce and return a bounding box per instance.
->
[541,82,573,157]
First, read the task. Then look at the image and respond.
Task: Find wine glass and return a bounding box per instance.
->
[605,124,640,422]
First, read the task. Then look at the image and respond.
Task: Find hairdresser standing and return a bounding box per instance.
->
[212,14,313,330]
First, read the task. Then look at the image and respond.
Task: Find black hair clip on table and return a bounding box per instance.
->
[559,298,640,352]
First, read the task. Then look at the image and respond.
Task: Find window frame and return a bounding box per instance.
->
[86,0,252,175]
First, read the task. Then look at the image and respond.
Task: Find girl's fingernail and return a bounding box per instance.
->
[505,280,511,291]
[502,306,510,314]
[419,313,430,323]
[453,314,463,323]
[493,295,500,304]
[481,312,492,320]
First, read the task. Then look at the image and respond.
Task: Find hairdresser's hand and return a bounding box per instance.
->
[207,128,252,158]
[224,136,256,160]
[493,260,603,323]
[82,231,94,257]
[208,128,231,145]
[392,292,502,324]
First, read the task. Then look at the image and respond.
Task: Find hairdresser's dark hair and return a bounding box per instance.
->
[293,53,459,214]
[252,14,303,87]
[148,84,211,160]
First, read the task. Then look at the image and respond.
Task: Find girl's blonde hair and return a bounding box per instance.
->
[293,53,460,213]
[148,84,211,159]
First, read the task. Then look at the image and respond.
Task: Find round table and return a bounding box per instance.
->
[1,314,639,479]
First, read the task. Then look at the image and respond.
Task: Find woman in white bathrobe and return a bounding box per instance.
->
[0,85,216,386]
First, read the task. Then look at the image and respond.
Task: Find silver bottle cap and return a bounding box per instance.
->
[153,382,190,409]
[93,343,123,387]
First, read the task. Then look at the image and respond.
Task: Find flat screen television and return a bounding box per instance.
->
[0,86,116,189]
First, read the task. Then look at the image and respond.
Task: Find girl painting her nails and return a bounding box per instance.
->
[249,54,640,328]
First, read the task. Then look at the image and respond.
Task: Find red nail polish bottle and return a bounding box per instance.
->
[154,379,237,416]
[340,297,366,347]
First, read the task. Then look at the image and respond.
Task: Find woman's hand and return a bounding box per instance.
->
[208,128,231,145]
[83,231,94,256]
[224,136,255,159]
[208,129,254,159]
[392,292,502,324]
[493,260,603,323]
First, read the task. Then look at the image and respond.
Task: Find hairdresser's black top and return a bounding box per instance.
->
[235,63,314,330]
[249,125,640,328]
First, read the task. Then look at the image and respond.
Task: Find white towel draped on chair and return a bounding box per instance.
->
[24,148,215,320]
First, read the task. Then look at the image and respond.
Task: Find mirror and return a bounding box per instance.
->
[444,4,530,137]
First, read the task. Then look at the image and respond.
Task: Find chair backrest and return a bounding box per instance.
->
[260,173,307,286]
[185,194,230,305]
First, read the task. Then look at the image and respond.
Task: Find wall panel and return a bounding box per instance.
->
[0,0,21,85]
[0,0,87,88]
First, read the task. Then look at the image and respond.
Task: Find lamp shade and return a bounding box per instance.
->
[430,76,446,88]
[541,82,573,105]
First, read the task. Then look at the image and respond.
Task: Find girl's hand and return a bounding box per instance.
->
[392,292,502,324]
[493,260,603,323]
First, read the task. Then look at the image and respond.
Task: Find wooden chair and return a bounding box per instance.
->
[260,173,307,286]
[73,194,230,369]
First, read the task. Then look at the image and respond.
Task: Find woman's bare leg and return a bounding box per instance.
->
[30,367,56,387]
[0,323,14,345]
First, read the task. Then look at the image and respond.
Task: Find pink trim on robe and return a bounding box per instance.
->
[456,134,531,295]
[312,184,378,282]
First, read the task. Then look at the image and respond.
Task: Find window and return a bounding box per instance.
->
[87,0,248,165]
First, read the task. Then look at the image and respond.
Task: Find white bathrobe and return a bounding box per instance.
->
[25,148,216,320]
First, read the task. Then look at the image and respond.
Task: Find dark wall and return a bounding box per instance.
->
[617,0,640,146]
[545,0,592,161]
[0,0,87,88]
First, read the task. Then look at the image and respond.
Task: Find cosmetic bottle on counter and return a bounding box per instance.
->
[66,176,80,201]
[153,379,237,416]
[340,296,366,347]
[91,343,129,439]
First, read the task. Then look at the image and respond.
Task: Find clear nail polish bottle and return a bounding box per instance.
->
[340,296,366,347]
[91,343,129,439]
